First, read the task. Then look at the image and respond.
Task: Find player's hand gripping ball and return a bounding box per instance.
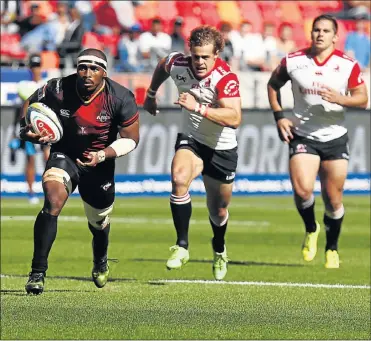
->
[26,102,63,143]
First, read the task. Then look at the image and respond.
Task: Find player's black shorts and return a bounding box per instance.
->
[289,133,349,161]
[174,133,238,184]
[44,152,115,209]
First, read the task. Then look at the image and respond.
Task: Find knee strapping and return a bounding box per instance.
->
[294,193,314,210]
[210,210,229,227]
[83,201,113,229]
[43,167,72,194]
[325,204,345,219]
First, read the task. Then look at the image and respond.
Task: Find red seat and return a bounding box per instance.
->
[291,24,308,49]
[199,3,221,28]
[4,34,27,60]
[298,1,321,19]
[278,1,303,25]
[155,1,178,34]
[181,16,202,40]
[93,2,120,28]
[318,0,343,12]
[134,1,158,31]
[101,34,120,57]
[238,1,263,33]
[175,1,196,17]
[257,1,280,27]
[82,32,103,50]
[336,20,348,51]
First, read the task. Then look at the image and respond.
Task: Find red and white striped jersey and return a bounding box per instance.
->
[276,48,364,142]
[165,52,240,150]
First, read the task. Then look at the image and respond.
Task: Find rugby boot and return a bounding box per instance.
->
[302,222,320,261]
[92,259,110,288]
[25,272,45,295]
[166,245,189,270]
[212,246,229,281]
[325,250,340,269]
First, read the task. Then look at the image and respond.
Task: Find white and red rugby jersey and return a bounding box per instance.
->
[165,52,240,150]
[276,48,364,142]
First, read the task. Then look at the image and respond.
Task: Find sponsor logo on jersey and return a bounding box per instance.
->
[334,65,340,72]
[224,80,239,96]
[315,71,323,76]
[96,111,109,122]
[217,66,228,75]
[293,64,309,70]
[176,74,186,82]
[179,140,189,145]
[226,172,235,181]
[60,109,70,117]
[186,68,194,80]
[79,126,87,135]
[37,85,47,100]
[203,78,211,87]
[55,79,61,94]
[299,86,321,95]
[101,182,112,191]
[295,144,307,153]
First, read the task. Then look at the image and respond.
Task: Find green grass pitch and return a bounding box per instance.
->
[1,196,370,340]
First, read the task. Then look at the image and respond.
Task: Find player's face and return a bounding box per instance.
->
[311,19,338,51]
[190,43,218,78]
[77,64,106,92]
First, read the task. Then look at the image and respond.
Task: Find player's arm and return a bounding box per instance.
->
[102,119,139,161]
[318,63,368,109]
[205,97,242,128]
[19,83,52,144]
[77,91,140,166]
[143,52,182,116]
[175,73,242,128]
[267,58,294,143]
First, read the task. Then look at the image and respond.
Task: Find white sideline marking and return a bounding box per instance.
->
[150,279,371,289]
[1,274,368,289]
[0,216,270,227]
[1,201,369,212]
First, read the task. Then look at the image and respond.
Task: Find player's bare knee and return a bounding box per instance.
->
[83,201,113,230]
[324,197,343,214]
[294,187,313,202]
[172,170,190,194]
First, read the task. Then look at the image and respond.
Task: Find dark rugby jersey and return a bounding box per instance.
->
[29,74,138,161]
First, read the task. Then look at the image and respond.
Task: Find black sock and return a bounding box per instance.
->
[296,198,317,233]
[170,193,192,249]
[324,214,344,251]
[88,223,110,263]
[31,210,58,273]
[210,217,228,253]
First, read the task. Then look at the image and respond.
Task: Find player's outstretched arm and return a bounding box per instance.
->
[143,57,170,116]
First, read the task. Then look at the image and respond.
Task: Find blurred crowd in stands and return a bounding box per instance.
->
[1,0,370,73]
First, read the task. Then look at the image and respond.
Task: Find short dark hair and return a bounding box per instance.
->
[188,25,224,53]
[312,14,338,34]
[78,48,107,62]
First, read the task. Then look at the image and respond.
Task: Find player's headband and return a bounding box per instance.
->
[77,55,107,72]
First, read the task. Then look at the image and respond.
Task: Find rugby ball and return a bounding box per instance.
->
[26,102,63,143]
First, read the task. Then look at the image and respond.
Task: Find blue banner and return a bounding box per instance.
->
[1,174,370,197]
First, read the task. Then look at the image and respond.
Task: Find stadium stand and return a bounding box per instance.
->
[0,0,369,105]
